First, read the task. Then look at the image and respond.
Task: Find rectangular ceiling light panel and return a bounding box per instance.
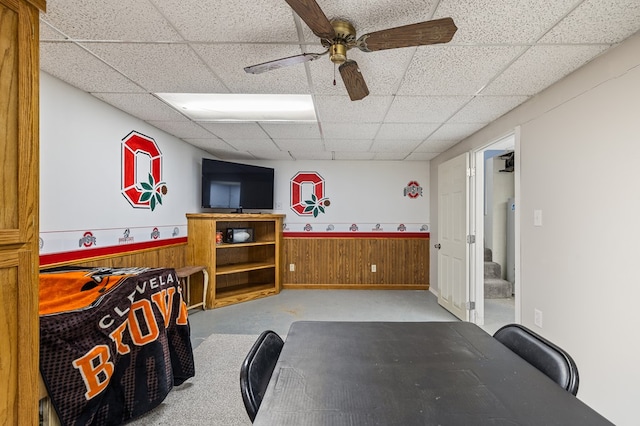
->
[156,93,317,122]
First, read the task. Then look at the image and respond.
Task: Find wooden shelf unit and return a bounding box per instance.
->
[186,213,284,308]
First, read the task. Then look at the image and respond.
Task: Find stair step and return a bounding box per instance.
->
[484,248,492,262]
[484,261,502,279]
[485,278,512,299]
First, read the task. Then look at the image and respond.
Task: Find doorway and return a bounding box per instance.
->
[470,132,519,333]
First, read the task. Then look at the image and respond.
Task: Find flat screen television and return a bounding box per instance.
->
[201,159,274,211]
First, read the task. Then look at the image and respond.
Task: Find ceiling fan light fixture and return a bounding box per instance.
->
[330,43,348,64]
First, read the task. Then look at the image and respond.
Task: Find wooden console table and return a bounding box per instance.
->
[176,265,209,310]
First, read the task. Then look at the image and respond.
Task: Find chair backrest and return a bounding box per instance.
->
[240,330,284,422]
[493,324,579,395]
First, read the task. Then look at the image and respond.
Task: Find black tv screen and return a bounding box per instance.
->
[201,159,274,211]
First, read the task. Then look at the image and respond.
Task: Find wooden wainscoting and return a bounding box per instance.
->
[282,237,429,289]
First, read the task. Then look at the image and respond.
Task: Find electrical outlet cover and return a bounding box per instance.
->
[534,309,543,328]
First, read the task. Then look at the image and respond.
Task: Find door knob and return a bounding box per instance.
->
[434,243,441,249]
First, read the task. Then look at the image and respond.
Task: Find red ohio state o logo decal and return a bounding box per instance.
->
[121,131,166,210]
[290,172,329,216]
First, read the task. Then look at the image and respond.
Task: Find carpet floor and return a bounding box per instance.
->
[127,290,513,425]
[128,333,256,426]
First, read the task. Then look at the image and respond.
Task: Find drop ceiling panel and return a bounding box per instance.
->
[222,139,280,152]
[481,45,610,95]
[376,123,440,140]
[415,139,460,153]
[261,123,322,139]
[194,44,310,94]
[291,151,334,160]
[385,96,472,123]
[200,123,270,140]
[152,0,299,42]
[83,43,229,93]
[427,123,486,141]
[273,139,324,151]
[405,152,439,161]
[247,151,294,160]
[448,96,529,123]
[374,152,410,160]
[324,139,373,152]
[41,0,182,41]
[208,150,257,161]
[320,123,380,140]
[436,0,579,44]
[145,121,214,138]
[370,139,422,152]
[539,0,640,44]
[334,152,376,160]
[314,95,393,122]
[40,42,144,93]
[40,22,66,40]
[91,93,185,121]
[397,45,525,96]
[183,138,235,152]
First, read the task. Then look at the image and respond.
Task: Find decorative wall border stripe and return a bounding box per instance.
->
[39,237,187,267]
[283,232,430,239]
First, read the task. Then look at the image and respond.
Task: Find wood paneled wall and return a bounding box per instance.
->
[40,237,430,291]
[282,237,429,289]
[40,243,187,270]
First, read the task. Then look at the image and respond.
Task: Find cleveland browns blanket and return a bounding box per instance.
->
[39,267,195,426]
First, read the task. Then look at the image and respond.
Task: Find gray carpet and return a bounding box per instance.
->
[128,333,256,426]
[126,290,512,424]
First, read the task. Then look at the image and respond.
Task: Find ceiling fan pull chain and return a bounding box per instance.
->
[333,63,337,86]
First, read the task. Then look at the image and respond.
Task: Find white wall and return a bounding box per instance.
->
[40,73,430,256]
[261,160,430,233]
[430,32,640,424]
[40,73,208,254]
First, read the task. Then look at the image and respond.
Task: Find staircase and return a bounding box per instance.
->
[484,248,512,298]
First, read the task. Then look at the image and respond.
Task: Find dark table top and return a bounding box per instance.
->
[253,321,612,426]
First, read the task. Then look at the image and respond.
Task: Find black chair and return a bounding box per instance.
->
[493,323,579,395]
[240,330,284,422]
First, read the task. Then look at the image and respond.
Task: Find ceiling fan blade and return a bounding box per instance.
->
[339,60,369,101]
[284,0,335,40]
[244,51,327,74]
[356,17,457,52]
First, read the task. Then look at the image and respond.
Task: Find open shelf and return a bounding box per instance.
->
[187,213,284,309]
[212,282,279,308]
[216,261,275,275]
[216,282,276,298]
[216,241,276,249]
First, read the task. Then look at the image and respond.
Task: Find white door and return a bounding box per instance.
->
[437,153,470,321]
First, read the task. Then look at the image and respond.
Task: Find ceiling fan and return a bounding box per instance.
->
[244,0,458,101]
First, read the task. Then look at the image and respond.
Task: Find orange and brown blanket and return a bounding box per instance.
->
[39,267,195,426]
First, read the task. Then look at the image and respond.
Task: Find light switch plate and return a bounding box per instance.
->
[534,209,543,227]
